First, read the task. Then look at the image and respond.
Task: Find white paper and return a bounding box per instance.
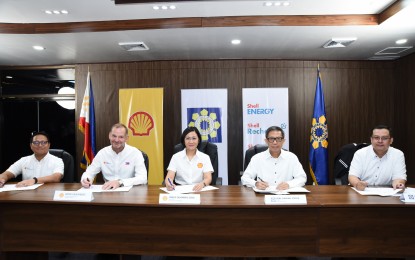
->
[351,187,402,196]
[0,183,43,192]
[160,185,219,194]
[77,185,133,193]
[253,186,310,194]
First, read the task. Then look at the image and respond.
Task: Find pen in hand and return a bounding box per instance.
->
[257,176,269,189]
[167,178,175,190]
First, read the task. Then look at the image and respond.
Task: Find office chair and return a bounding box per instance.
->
[243,144,269,171]
[49,149,75,183]
[140,150,149,178]
[333,143,369,185]
[173,141,220,185]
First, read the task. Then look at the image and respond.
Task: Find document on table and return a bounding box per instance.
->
[351,187,402,196]
[160,185,219,194]
[253,186,310,195]
[78,185,133,192]
[0,183,43,192]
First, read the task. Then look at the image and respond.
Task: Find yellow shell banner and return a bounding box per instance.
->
[119,88,164,185]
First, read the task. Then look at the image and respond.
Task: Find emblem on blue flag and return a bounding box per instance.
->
[187,108,222,143]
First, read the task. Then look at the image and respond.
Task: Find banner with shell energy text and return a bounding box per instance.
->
[119,88,163,185]
[242,88,289,165]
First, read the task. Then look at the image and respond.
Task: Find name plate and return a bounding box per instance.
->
[403,192,415,203]
[264,194,307,205]
[53,190,94,202]
[159,194,200,204]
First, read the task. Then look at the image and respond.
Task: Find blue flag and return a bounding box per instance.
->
[309,68,329,185]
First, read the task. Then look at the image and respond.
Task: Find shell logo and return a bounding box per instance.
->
[59,193,65,198]
[128,111,154,136]
[197,163,203,168]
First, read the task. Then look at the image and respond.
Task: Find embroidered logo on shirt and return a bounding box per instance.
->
[197,163,203,168]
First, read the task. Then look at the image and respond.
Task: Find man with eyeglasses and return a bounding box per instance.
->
[241,126,307,190]
[0,131,64,188]
[348,125,406,190]
[80,123,147,190]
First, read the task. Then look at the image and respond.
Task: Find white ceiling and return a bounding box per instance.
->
[0,0,414,66]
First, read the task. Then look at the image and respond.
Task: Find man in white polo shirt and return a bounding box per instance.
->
[0,131,64,187]
[80,123,147,190]
[348,125,406,190]
[241,126,307,190]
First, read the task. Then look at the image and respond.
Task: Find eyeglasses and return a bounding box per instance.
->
[371,136,390,142]
[185,137,198,141]
[32,141,49,146]
[266,137,284,143]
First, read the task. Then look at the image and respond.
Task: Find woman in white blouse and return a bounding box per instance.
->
[165,127,213,191]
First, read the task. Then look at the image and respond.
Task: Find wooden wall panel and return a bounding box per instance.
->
[396,54,415,184]
[74,56,414,185]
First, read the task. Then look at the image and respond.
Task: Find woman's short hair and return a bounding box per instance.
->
[180,127,202,146]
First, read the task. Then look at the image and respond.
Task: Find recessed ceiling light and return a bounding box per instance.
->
[274,2,281,6]
[153,5,175,11]
[283,1,290,6]
[6,76,13,79]
[53,10,60,14]
[396,39,408,45]
[61,10,68,14]
[264,2,273,6]
[231,39,241,45]
[33,45,45,51]
[45,10,52,14]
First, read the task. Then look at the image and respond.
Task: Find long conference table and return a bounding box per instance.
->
[0,184,414,259]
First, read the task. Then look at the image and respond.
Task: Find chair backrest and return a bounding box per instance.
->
[173,141,219,185]
[49,149,75,183]
[243,144,268,170]
[333,143,369,185]
[140,150,149,178]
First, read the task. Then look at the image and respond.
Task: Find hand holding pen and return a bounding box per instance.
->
[256,177,269,190]
[394,182,405,190]
[81,178,92,188]
[167,177,175,191]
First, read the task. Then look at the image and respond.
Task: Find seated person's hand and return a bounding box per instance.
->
[276,182,289,190]
[355,181,368,191]
[0,178,6,188]
[165,177,176,191]
[192,182,204,192]
[81,178,92,188]
[393,182,405,190]
[102,180,120,190]
[16,178,36,187]
[255,180,269,190]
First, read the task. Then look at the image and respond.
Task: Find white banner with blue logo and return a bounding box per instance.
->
[181,89,228,185]
[242,88,289,161]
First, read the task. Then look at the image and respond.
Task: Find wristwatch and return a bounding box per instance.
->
[118,179,124,187]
